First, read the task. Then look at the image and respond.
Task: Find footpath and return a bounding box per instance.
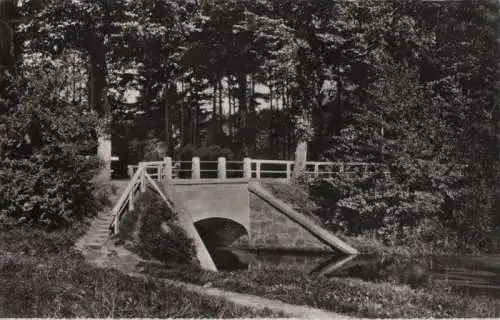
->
[73,180,353,319]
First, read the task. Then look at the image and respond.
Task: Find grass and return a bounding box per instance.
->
[259,180,325,226]
[139,260,500,318]
[0,219,283,317]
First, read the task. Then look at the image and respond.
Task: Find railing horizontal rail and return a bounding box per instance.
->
[252,159,294,164]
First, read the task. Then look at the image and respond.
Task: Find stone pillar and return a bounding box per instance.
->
[96,136,112,181]
[218,157,226,179]
[291,141,307,182]
[164,157,173,180]
[243,157,252,179]
[192,157,201,179]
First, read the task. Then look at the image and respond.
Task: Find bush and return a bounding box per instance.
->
[308,159,482,251]
[127,191,197,265]
[0,68,99,228]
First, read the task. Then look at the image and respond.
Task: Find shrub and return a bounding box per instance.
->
[0,152,98,229]
[130,191,197,265]
[0,67,99,228]
[308,159,481,250]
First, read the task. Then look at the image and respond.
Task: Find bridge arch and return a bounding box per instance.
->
[194,217,248,248]
[194,217,249,270]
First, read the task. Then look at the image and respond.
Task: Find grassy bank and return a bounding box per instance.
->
[0,224,282,317]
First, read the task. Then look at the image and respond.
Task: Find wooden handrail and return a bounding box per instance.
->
[111,165,145,234]
[144,172,168,203]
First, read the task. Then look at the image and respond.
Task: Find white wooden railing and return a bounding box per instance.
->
[111,163,168,235]
[126,157,387,181]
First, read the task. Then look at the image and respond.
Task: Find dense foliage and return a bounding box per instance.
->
[0,66,99,228]
[0,0,498,246]
[118,191,197,265]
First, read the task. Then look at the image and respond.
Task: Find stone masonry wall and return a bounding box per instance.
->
[249,192,333,251]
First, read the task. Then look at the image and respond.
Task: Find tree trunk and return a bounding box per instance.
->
[180,80,185,148]
[0,0,17,69]
[212,78,217,144]
[164,85,170,156]
[218,77,223,145]
[228,77,233,140]
[193,99,198,148]
[86,31,111,181]
[238,72,247,153]
[248,73,256,152]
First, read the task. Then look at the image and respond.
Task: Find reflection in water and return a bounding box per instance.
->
[212,248,500,297]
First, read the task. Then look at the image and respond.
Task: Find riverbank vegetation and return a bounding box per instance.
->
[138,250,500,318]
[115,191,197,265]
[0,209,283,317]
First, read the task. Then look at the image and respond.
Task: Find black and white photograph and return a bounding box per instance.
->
[1,0,499,318]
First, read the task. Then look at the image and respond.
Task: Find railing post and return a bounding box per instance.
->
[157,164,162,181]
[339,163,344,173]
[164,157,172,180]
[314,164,319,177]
[243,157,252,179]
[113,214,119,235]
[139,162,146,192]
[128,189,134,211]
[256,160,261,179]
[218,157,226,179]
[192,157,201,179]
[286,162,292,180]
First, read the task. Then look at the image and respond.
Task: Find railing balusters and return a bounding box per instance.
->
[128,188,134,211]
[244,157,252,179]
[139,162,146,192]
[192,157,201,179]
[164,157,172,180]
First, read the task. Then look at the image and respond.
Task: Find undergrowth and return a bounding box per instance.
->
[0,224,283,318]
[116,190,197,265]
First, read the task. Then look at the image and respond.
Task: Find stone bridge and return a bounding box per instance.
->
[162,177,358,271]
[114,157,376,271]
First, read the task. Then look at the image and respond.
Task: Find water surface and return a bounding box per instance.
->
[213,248,500,297]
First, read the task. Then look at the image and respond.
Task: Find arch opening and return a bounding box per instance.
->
[194,217,249,271]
